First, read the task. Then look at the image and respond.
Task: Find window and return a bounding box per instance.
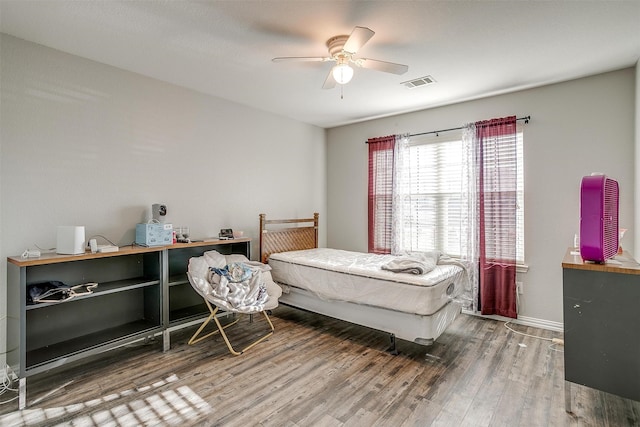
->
[396,130,524,263]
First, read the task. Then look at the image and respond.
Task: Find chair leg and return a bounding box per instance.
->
[188,302,239,345]
[188,300,275,356]
[213,309,275,356]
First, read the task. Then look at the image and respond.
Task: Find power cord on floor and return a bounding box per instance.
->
[504,321,564,352]
[0,365,18,405]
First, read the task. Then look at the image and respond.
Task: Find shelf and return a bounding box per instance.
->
[7,236,251,408]
[168,274,189,287]
[7,238,250,268]
[169,304,208,324]
[167,237,251,250]
[25,277,160,310]
[26,319,161,372]
[8,245,164,267]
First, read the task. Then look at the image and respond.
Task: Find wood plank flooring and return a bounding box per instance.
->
[0,306,638,426]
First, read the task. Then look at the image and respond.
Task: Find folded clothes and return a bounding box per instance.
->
[381,251,440,274]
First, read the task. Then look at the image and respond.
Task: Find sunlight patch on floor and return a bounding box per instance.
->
[0,374,212,426]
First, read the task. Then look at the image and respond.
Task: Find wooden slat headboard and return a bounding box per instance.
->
[259,213,319,263]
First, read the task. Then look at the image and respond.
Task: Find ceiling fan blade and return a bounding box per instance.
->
[322,69,336,89]
[272,56,330,62]
[343,26,375,54]
[356,58,409,75]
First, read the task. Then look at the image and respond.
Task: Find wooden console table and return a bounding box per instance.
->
[562,248,640,412]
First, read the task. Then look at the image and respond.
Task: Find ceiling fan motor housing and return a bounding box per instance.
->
[327,35,350,57]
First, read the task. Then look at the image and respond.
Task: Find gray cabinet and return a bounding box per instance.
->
[562,249,640,411]
[6,238,250,407]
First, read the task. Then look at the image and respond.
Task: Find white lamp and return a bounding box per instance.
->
[332,63,354,85]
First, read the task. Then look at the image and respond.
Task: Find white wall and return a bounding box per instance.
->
[326,68,636,325]
[0,34,327,356]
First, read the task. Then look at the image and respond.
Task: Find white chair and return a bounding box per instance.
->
[186,250,282,355]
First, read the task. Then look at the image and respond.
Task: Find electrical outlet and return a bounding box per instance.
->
[516,281,524,294]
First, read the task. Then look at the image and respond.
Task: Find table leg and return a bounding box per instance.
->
[564,380,572,413]
[163,329,170,352]
[19,377,26,409]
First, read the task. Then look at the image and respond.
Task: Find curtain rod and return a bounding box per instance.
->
[366,115,531,142]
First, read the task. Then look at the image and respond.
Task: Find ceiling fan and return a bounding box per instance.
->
[272,26,409,89]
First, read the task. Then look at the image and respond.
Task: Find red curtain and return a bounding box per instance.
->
[477,116,518,318]
[367,135,395,254]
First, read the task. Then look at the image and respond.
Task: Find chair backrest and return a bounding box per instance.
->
[187,250,269,314]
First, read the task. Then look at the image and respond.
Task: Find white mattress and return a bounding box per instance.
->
[268,248,466,316]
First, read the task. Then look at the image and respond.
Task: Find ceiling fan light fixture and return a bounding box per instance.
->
[332,63,354,85]
[273,26,408,90]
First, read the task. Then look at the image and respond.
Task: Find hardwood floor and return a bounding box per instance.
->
[0,306,638,426]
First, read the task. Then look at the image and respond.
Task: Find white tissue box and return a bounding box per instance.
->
[136,223,173,247]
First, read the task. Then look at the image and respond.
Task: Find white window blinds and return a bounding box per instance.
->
[398,131,524,263]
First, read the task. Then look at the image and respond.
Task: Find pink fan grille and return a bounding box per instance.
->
[580,175,619,263]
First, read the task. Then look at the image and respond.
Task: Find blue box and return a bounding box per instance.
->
[136,223,173,247]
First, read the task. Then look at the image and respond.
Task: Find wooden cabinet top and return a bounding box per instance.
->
[167,237,250,250]
[562,247,640,275]
[8,237,251,267]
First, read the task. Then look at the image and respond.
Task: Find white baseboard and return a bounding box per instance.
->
[462,309,563,332]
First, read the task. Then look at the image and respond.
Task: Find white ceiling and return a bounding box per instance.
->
[1,1,639,128]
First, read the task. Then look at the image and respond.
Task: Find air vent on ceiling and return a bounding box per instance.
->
[402,75,436,89]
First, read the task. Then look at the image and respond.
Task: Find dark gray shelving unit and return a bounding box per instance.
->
[7,246,164,409]
[6,238,251,407]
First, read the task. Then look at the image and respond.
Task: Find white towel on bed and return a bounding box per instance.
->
[381,251,440,275]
